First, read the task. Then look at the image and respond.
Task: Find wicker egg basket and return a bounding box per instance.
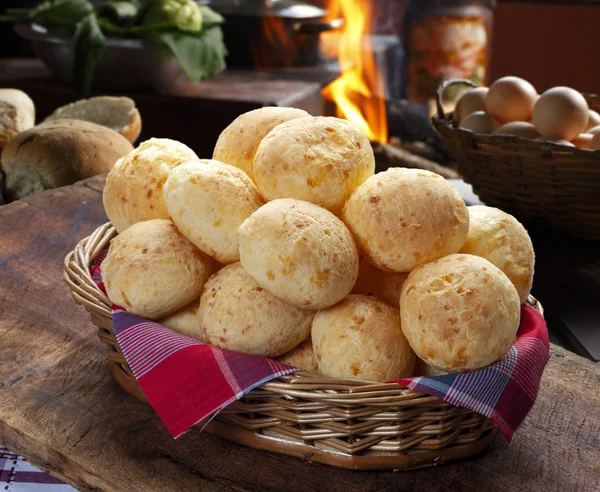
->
[432,79,600,241]
[63,223,545,471]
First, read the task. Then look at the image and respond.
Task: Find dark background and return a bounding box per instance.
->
[2,0,600,92]
[1,1,36,58]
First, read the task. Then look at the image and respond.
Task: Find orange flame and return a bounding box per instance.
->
[322,0,388,142]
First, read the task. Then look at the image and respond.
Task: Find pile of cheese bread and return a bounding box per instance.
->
[101,107,535,381]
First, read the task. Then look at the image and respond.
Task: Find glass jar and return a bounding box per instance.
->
[403,0,495,105]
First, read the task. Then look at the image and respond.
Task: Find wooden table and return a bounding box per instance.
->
[0,176,599,492]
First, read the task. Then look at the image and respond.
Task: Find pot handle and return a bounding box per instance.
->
[436,78,478,121]
[293,17,344,34]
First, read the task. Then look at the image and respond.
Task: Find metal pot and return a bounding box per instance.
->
[209,0,343,68]
[14,23,180,91]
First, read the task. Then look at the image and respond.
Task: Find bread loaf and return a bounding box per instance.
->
[276,337,318,372]
[460,206,535,303]
[44,96,141,143]
[342,168,469,272]
[102,219,214,319]
[2,119,132,201]
[102,138,198,232]
[199,263,314,357]
[238,199,359,309]
[163,160,264,264]
[213,106,310,181]
[312,295,416,381]
[0,88,35,155]
[158,299,202,341]
[253,116,375,214]
[400,254,521,373]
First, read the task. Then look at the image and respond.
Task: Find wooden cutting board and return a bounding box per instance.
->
[0,176,599,492]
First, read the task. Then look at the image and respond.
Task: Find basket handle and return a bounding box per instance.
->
[436,79,479,120]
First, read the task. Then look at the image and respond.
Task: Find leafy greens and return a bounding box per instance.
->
[1,0,227,96]
[159,27,226,84]
[73,13,106,97]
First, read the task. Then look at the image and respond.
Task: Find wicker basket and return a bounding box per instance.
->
[432,79,600,241]
[63,223,546,471]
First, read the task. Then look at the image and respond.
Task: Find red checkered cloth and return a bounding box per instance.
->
[91,251,550,443]
[0,446,74,491]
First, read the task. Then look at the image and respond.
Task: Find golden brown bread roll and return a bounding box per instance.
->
[0,88,35,154]
[102,219,214,319]
[253,116,375,214]
[103,138,198,232]
[213,106,310,181]
[276,337,318,372]
[460,206,535,304]
[198,263,314,357]
[2,119,132,201]
[158,299,202,341]
[163,160,264,264]
[351,255,409,307]
[400,254,521,373]
[238,198,359,309]
[44,96,141,143]
[342,168,469,273]
[312,295,416,382]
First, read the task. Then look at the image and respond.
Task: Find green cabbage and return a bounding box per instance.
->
[142,0,202,33]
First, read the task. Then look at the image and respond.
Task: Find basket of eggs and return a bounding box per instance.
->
[65,108,548,471]
[432,77,600,241]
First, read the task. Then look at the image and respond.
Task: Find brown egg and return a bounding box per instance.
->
[454,87,488,124]
[590,132,600,150]
[535,137,574,147]
[586,110,600,131]
[532,87,589,141]
[572,134,593,149]
[485,76,538,123]
[492,121,539,139]
[587,125,600,136]
[459,111,500,134]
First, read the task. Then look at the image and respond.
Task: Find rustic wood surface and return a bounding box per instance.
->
[0,176,599,492]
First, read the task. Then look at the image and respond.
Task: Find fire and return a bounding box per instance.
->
[322,0,388,143]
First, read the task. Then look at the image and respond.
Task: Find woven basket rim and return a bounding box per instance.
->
[66,223,545,468]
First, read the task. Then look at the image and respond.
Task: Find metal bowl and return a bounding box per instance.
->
[15,23,181,91]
